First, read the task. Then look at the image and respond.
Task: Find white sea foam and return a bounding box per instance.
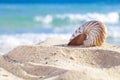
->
[34,12,119,25]
[108,27,120,38]
[35,15,53,25]
[0,33,71,54]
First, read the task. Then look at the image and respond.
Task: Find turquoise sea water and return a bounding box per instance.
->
[0,3,120,53]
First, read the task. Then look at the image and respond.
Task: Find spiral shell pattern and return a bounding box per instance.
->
[68,20,107,46]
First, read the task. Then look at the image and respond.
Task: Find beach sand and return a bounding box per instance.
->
[0,37,120,80]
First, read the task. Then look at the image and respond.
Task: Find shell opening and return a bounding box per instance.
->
[68,33,87,46]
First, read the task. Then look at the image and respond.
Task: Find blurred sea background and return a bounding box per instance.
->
[0,0,120,54]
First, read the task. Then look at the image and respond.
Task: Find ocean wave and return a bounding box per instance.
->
[108,26,120,38]
[34,12,119,26]
[0,33,71,54]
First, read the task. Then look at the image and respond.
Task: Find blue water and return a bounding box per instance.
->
[0,3,120,53]
[0,4,120,34]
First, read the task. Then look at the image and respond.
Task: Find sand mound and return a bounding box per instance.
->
[4,42,120,68]
[0,38,120,80]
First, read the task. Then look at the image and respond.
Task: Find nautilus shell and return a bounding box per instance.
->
[68,21,107,46]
